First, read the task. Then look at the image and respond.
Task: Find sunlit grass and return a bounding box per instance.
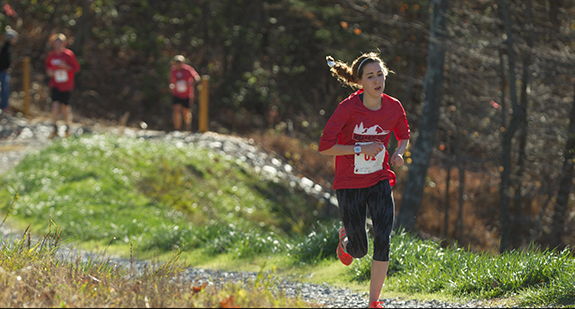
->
[0,134,329,257]
[349,229,575,307]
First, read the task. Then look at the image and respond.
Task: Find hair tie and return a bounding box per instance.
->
[357,58,370,74]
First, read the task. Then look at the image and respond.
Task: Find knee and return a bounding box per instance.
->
[348,243,369,259]
[352,249,368,259]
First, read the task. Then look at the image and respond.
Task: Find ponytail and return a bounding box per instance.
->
[326,55,360,88]
[326,52,392,89]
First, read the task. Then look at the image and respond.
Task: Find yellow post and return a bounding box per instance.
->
[23,57,31,116]
[198,75,210,132]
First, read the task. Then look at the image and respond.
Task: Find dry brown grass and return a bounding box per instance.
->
[411,166,501,252]
[249,130,335,190]
[0,233,317,308]
[407,165,561,253]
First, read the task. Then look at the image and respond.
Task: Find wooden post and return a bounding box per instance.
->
[23,57,31,116]
[198,75,210,132]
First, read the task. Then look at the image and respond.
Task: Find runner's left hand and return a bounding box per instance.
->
[390,153,404,166]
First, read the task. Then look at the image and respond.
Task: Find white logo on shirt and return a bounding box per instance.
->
[353,122,389,136]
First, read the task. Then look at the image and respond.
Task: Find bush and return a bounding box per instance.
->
[291,220,340,264]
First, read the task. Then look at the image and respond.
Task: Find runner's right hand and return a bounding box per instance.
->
[361,142,384,157]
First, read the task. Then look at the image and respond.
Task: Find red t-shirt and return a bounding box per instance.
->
[319,89,410,190]
[45,48,80,92]
[170,64,200,99]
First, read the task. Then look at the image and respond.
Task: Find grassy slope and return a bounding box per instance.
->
[1,134,324,248]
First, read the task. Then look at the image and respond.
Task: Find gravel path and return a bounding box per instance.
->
[0,113,502,308]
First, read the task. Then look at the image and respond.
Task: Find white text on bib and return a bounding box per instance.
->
[176,80,188,93]
[54,69,69,83]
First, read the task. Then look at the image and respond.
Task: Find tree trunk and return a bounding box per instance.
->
[402,29,424,109]
[498,48,507,129]
[201,1,212,72]
[443,159,451,240]
[549,0,562,33]
[511,0,533,249]
[498,0,521,253]
[396,0,449,233]
[548,81,575,249]
[457,156,465,243]
[70,0,94,58]
[402,58,416,108]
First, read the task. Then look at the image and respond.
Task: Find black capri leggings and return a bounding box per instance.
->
[336,179,395,262]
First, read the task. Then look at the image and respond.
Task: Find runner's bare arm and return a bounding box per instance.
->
[390,139,409,166]
[320,142,383,157]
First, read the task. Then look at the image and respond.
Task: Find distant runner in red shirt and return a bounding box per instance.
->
[170,55,200,131]
[45,33,80,138]
[319,52,410,309]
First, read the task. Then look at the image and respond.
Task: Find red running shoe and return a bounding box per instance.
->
[369,300,385,308]
[337,227,353,266]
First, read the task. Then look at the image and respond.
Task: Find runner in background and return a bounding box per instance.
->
[0,28,18,115]
[45,33,80,138]
[170,55,200,131]
[319,52,410,308]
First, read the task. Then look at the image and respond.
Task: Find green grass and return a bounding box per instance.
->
[1,133,574,307]
[349,229,575,307]
[0,134,330,256]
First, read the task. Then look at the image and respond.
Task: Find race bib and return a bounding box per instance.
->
[54,69,68,83]
[354,142,385,174]
[176,80,188,93]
